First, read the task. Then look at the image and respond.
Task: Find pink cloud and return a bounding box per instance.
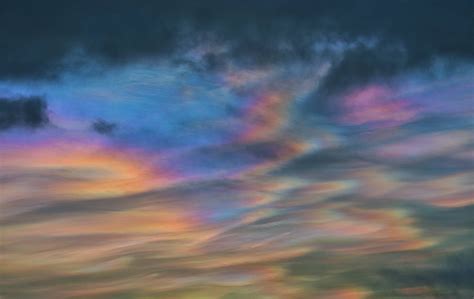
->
[340,85,418,127]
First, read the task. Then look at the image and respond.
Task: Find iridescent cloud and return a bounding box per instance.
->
[1,55,473,298]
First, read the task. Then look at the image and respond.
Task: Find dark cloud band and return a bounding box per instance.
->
[1,0,472,84]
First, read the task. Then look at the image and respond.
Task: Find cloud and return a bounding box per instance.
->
[1,0,472,87]
[0,2,473,298]
[378,249,474,297]
[0,96,49,130]
[271,146,366,179]
[92,119,117,135]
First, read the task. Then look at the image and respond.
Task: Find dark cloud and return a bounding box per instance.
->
[391,156,474,180]
[92,119,117,135]
[0,96,49,130]
[165,139,304,176]
[378,249,474,297]
[271,146,368,179]
[318,44,408,95]
[1,0,472,85]
[414,204,474,230]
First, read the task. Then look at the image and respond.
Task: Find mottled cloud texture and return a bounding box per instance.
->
[1,1,473,298]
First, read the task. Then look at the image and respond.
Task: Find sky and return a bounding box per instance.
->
[0,1,473,298]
